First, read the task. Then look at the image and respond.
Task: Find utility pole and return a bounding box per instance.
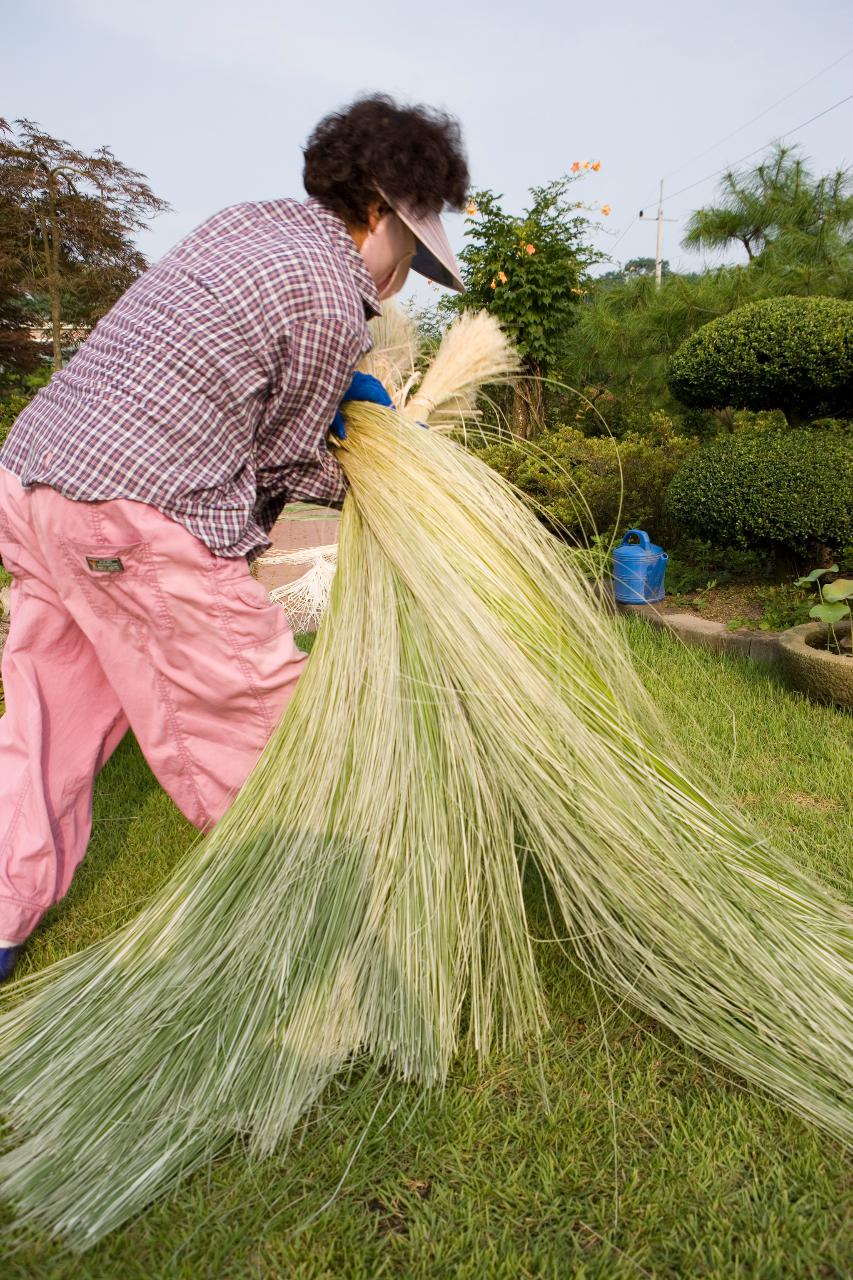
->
[638,180,678,289]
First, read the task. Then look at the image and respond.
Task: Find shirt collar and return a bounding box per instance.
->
[304,197,381,320]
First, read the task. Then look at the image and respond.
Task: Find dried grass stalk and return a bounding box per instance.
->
[0,376,849,1250]
[356,301,420,402]
[264,544,339,632]
[402,309,519,429]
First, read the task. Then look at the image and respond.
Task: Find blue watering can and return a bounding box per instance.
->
[612,530,668,605]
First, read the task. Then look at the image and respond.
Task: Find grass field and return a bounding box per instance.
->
[1,622,851,1278]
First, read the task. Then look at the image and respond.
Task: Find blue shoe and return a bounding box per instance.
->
[0,946,21,983]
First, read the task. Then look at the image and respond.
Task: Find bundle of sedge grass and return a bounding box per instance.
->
[0,318,850,1249]
[265,307,520,630]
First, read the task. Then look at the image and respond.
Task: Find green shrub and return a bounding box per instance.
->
[667,296,853,424]
[809,417,852,432]
[730,408,789,433]
[569,391,691,441]
[665,429,853,553]
[0,368,51,447]
[0,392,32,448]
[755,584,814,632]
[664,537,775,594]
[479,425,697,543]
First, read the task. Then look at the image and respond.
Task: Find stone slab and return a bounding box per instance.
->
[747,631,783,667]
[720,629,753,659]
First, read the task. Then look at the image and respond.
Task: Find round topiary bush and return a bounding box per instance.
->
[665,429,853,553]
[667,296,853,424]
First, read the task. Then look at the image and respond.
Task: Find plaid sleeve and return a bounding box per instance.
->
[254,316,366,517]
[251,488,293,538]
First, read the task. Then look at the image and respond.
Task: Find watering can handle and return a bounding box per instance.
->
[620,529,651,549]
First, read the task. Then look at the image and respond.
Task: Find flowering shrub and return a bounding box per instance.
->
[450,176,608,378]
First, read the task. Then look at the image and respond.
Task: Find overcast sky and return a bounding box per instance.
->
[6,0,853,307]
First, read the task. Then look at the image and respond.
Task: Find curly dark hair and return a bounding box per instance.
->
[303,95,469,226]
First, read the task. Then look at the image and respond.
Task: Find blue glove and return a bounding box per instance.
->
[331,372,394,440]
[0,946,21,984]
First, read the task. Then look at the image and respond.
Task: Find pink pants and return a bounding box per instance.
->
[0,468,306,945]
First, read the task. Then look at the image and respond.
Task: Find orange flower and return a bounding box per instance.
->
[601,204,611,216]
[525,243,536,255]
[583,161,590,170]
[490,278,497,289]
[591,161,601,172]
[466,200,478,215]
[498,271,508,283]
[570,161,580,173]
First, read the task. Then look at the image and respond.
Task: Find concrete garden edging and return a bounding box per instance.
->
[614,599,783,669]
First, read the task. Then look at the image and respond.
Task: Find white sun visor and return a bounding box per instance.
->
[380,192,465,293]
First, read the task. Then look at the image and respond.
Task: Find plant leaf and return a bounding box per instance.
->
[809,602,851,624]
[796,565,837,585]
[822,578,853,603]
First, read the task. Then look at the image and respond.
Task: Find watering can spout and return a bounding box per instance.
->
[612,529,668,605]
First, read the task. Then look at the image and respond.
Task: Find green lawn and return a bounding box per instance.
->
[2,623,851,1279]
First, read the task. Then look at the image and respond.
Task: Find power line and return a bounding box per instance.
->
[607,90,853,259]
[658,92,853,207]
[662,47,853,184]
[609,215,639,253]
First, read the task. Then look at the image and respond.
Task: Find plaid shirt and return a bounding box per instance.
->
[0,198,379,558]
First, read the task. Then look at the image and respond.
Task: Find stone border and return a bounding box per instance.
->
[614,598,783,669]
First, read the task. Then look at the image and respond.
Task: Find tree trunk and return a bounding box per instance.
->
[711,407,735,432]
[49,285,62,372]
[512,371,544,439]
[42,175,63,371]
[781,405,808,428]
[812,542,835,570]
